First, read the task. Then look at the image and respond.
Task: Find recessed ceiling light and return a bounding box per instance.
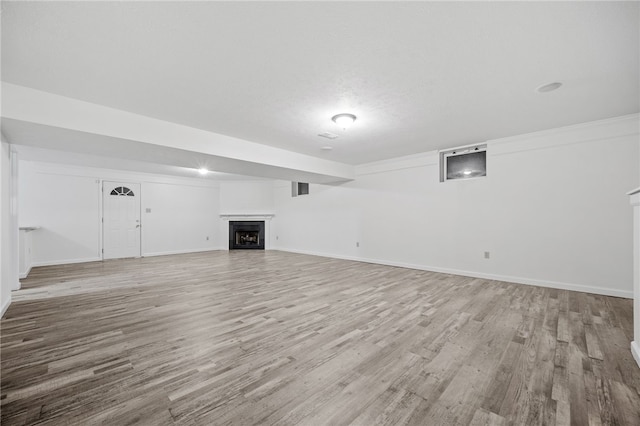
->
[198,168,209,175]
[321,146,333,151]
[332,113,357,130]
[536,82,562,93]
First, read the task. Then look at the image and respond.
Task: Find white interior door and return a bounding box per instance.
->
[103,181,141,259]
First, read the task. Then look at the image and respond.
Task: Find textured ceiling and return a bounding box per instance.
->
[2,1,638,165]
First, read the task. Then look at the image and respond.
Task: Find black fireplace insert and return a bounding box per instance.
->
[229,221,265,250]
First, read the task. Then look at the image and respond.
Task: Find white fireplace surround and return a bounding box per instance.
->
[220,214,274,250]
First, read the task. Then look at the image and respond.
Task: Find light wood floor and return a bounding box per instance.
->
[1,251,639,425]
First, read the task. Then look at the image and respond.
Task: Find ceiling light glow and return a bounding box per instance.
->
[198,168,209,175]
[332,113,357,130]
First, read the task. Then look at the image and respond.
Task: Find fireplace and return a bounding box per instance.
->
[229,221,265,250]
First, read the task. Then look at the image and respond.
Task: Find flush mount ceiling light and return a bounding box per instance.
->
[198,168,209,175]
[332,113,357,130]
[536,82,563,93]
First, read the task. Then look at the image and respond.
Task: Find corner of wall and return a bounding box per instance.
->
[1,293,11,318]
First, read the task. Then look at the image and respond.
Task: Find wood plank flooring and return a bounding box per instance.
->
[1,250,639,425]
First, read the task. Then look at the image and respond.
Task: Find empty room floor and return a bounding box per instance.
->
[1,251,639,425]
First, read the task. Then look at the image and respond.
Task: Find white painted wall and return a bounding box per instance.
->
[218,181,275,250]
[273,115,640,298]
[19,162,221,266]
[1,138,19,317]
[219,181,274,214]
[13,115,640,300]
[1,141,13,316]
[142,182,219,255]
[20,164,101,265]
[10,148,19,291]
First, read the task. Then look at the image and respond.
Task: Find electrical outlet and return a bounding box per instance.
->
[206,236,209,241]
[356,242,360,247]
[145,208,151,213]
[276,236,279,240]
[484,251,490,259]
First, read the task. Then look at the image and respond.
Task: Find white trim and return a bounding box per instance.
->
[142,248,220,257]
[631,341,640,369]
[220,213,275,220]
[275,248,633,299]
[1,295,11,318]
[222,216,273,250]
[631,190,640,369]
[30,249,222,266]
[32,257,103,267]
[19,265,32,279]
[99,179,104,260]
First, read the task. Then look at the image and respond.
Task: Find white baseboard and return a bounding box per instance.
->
[26,247,634,299]
[19,266,32,279]
[32,256,103,268]
[31,249,223,267]
[275,248,633,299]
[142,247,220,257]
[1,295,12,318]
[632,341,640,369]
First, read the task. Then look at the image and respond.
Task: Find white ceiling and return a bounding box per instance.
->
[1,1,638,170]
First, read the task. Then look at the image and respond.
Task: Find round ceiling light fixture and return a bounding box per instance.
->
[332,113,357,130]
[536,82,562,93]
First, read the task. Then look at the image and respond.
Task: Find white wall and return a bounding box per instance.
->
[1,141,13,316]
[14,115,640,299]
[219,181,274,214]
[20,164,102,265]
[142,182,219,255]
[273,115,640,298]
[19,162,221,266]
[218,181,275,250]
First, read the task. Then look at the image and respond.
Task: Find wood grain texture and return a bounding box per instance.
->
[1,251,639,425]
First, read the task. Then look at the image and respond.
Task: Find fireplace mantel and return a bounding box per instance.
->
[220,214,274,250]
[219,213,275,221]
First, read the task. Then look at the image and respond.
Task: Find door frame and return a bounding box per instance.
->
[101,180,142,260]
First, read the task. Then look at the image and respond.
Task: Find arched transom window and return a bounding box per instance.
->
[110,186,135,196]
